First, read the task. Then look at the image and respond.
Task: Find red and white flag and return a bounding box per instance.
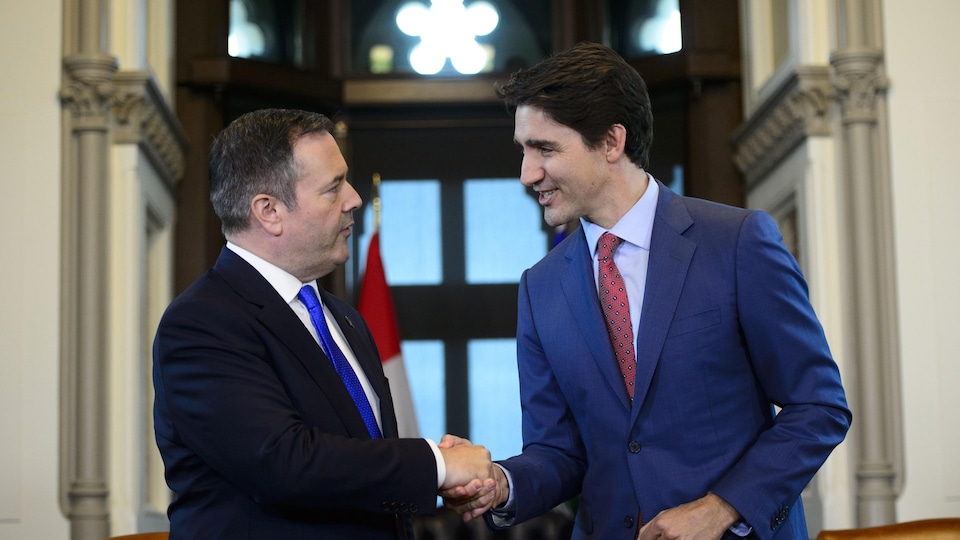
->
[357,232,420,438]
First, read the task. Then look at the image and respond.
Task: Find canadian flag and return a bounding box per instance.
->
[357,231,420,438]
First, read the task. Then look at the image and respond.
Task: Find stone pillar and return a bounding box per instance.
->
[59,0,118,537]
[831,0,901,527]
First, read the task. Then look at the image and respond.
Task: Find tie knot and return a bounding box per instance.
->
[298,284,321,311]
[597,232,622,262]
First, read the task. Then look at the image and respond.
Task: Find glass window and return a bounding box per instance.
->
[359,179,443,285]
[228,0,303,66]
[403,340,446,440]
[351,0,550,75]
[464,178,547,284]
[468,339,522,460]
[348,142,540,466]
[609,0,683,59]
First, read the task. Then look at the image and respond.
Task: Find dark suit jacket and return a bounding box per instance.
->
[494,182,851,539]
[153,247,437,539]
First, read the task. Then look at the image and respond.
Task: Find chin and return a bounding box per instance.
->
[543,211,570,228]
[332,247,351,266]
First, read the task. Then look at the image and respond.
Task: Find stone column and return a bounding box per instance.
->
[59,0,118,537]
[831,0,901,527]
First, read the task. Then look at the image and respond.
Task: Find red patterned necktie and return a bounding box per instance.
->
[597,232,636,400]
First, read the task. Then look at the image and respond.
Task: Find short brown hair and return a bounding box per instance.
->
[495,42,654,169]
[209,108,334,235]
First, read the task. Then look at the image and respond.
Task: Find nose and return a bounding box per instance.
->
[519,154,543,187]
[343,181,362,212]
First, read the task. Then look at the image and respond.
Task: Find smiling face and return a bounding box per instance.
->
[514,105,617,228]
[280,131,362,281]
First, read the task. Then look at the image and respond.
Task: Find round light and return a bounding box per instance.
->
[396,2,429,37]
[451,41,488,74]
[409,43,446,74]
[466,1,499,36]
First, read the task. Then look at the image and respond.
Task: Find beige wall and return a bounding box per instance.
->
[0,0,70,538]
[884,0,960,521]
[0,1,957,539]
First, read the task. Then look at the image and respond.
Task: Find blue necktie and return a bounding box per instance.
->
[298,285,382,439]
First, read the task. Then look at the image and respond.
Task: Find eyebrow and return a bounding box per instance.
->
[515,138,554,148]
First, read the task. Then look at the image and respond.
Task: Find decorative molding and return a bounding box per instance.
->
[831,48,888,124]
[832,3,900,527]
[60,49,120,540]
[343,77,500,105]
[733,65,834,187]
[61,54,119,126]
[113,71,188,187]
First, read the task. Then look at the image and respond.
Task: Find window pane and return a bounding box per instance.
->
[468,339,521,461]
[351,0,550,76]
[609,0,683,58]
[464,178,547,284]
[228,0,302,66]
[403,340,446,441]
[360,180,442,285]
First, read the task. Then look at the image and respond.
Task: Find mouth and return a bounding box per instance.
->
[537,189,557,205]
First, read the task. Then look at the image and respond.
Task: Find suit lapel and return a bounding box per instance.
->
[560,229,634,411]
[213,248,374,439]
[630,185,696,423]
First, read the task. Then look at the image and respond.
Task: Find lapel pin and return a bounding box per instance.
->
[344,315,355,328]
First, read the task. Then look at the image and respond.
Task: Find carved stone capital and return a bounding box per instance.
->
[733,66,835,186]
[831,48,888,124]
[112,71,188,185]
[61,54,119,127]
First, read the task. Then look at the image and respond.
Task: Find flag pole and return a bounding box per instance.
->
[371,173,382,232]
[358,173,421,438]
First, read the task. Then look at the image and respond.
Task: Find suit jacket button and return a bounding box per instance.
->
[624,516,634,528]
[628,441,641,453]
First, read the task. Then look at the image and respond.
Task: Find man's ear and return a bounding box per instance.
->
[251,193,284,236]
[605,124,627,163]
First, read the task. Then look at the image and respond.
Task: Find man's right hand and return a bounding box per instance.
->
[437,434,492,489]
[437,434,509,522]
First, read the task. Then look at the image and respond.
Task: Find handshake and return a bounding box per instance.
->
[436,434,510,522]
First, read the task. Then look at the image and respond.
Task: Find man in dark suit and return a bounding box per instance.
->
[442,43,851,539]
[153,108,495,539]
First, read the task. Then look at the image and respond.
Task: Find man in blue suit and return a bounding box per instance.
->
[442,43,851,539]
[153,108,495,539]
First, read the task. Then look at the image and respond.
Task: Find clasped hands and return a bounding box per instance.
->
[436,435,740,536]
[436,434,509,522]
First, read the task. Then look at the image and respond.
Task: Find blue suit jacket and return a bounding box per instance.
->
[496,183,851,539]
[153,247,437,539]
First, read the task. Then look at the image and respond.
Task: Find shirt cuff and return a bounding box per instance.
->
[425,438,445,489]
[488,464,517,527]
[729,520,753,537]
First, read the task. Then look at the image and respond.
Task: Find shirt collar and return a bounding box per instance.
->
[226,241,313,303]
[583,174,659,257]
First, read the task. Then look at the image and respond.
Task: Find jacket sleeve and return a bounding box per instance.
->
[709,210,851,538]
